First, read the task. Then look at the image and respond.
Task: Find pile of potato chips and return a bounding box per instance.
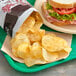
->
[11,11,71,67]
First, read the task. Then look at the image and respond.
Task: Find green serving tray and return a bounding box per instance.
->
[0,0,76,73]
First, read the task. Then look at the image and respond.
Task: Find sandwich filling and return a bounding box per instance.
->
[46,2,76,24]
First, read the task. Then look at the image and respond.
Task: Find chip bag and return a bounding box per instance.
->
[0,0,43,63]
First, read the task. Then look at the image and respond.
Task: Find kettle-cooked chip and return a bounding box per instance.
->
[31,11,43,29]
[22,16,35,28]
[11,38,24,50]
[17,16,35,33]
[42,48,58,62]
[34,21,43,29]
[17,43,30,59]
[15,33,30,44]
[64,46,72,53]
[11,39,24,57]
[42,34,70,52]
[26,28,42,43]
[24,56,46,67]
[45,32,56,37]
[31,42,42,58]
[57,50,68,59]
[31,12,43,22]
[57,46,71,59]
[39,29,45,38]
[11,33,30,58]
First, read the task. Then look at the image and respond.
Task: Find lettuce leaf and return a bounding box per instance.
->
[46,3,76,21]
[49,12,76,21]
[70,13,76,20]
[46,3,53,10]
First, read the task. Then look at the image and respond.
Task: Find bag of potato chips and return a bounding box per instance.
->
[0,0,43,63]
[0,0,39,37]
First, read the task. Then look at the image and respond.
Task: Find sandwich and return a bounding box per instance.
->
[41,0,76,26]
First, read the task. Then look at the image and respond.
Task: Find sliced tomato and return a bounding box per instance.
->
[53,7,76,15]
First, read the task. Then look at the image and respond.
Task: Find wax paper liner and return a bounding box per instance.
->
[0,24,76,73]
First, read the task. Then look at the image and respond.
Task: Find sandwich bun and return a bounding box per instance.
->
[48,0,76,8]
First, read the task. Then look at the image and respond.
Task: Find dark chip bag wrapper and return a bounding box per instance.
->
[0,0,43,63]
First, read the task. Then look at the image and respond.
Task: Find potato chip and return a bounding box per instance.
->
[42,34,70,52]
[42,48,58,62]
[57,50,68,59]
[23,16,35,28]
[26,28,42,43]
[31,11,43,22]
[57,46,71,59]
[45,32,56,37]
[24,56,46,67]
[30,42,42,58]
[17,16,35,33]
[31,11,43,29]
[15,33,30,44]
[34,21,43,29]
[17,43,30,59]
[11,39,23,51]
[24,28,45,43]
[11,33,30,58]
[39,29,45,38]
[64,46,72,53]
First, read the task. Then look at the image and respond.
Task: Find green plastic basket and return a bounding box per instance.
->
[0,0,76,73]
